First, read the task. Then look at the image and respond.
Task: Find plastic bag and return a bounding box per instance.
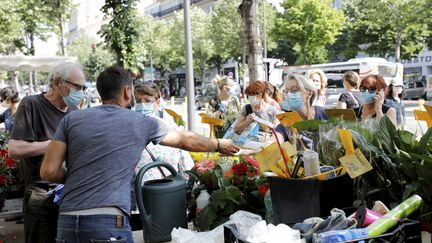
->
[171,225,224,243]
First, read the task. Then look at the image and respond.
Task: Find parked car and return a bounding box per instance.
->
[404,80,426,100]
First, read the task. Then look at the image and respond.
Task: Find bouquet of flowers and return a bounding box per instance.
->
[186,156,268,231]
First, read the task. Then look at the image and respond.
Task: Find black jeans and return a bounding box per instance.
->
[23,183,59,243]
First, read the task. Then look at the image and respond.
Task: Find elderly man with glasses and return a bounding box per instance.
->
[7,62,86,243]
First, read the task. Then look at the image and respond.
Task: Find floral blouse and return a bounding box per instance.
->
[134,111,194,181]
[207,96,241,138]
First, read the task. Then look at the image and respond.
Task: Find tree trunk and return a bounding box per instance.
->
[58,0,67,56]
[238,0,264,82]
[395,29,402,62]
[29,33,35,56]
[302,46,307,65]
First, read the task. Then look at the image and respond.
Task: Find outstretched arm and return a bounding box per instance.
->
[160,130,239,156]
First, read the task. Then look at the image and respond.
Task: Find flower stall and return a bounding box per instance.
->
[181,114,431,242]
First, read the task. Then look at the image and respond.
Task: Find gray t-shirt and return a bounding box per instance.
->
[53,104,169,215]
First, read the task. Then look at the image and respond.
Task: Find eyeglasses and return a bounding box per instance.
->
[63,80,87,92]
[359,87,376,94]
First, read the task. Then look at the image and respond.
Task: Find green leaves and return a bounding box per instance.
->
[272,0,345,64]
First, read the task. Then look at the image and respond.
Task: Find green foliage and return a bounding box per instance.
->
[0,2,24,54]
[170,7,215,81]
[99,0,142,69]
[343,0,431,60]
[272,0,345,64]
[67,36,114,82]
[210,0,244,66]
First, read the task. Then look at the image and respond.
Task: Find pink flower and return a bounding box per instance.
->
[193,160,216,174]
[243,156,260,169]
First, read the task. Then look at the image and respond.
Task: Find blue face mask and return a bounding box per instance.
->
[135,102,154,116]
[360,91,375,104]
[287,92,304,111]
[63,89,84,107]
[281,97,291,111]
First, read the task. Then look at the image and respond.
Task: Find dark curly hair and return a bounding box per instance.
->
[0,86,19,103]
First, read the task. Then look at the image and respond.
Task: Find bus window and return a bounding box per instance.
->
[378,64,397,77]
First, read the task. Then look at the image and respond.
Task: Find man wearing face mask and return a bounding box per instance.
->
[384,79,405,126]
[39,66,238,242]
[207,76,241,138]
[7,62,85,243]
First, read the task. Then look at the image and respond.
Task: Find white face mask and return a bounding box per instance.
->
[1,100,11,109]
[393,86,403,95]
[248,96,260,106]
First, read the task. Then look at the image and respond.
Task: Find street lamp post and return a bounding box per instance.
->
[184,0,196,132]
[262,0,268,81]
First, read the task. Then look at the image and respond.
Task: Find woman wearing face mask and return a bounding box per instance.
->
[234,81,280,134]
[0,86,19,133]
[358,75,397,125]
[383,79,405,126]
[134,83,181,128]
[264,81,282,111]
[280,75,327,120]
[207,76,241,138]
[133,83,193,181]
[305,69,327,107]
[275,75,322,147]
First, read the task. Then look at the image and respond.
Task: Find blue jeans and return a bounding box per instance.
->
[56,214,133,243]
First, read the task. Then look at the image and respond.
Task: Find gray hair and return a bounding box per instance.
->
[283,74,317,105]
[47,62,84,87]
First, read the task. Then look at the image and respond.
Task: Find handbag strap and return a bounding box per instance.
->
[145,147,166,177]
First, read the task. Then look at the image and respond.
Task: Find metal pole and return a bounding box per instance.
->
[184,0,196,132]
[263,0,268,81]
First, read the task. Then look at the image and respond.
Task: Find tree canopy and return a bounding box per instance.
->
[272,0,345,64]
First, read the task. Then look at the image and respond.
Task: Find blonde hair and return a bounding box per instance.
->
[305,69,327,90]
[343,71,360,89]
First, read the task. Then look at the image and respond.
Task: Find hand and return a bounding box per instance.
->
[218,139,239,155]
[246,114,255,123]
[374,90,385,113]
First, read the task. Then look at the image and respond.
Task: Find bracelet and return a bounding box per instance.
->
[215,139,220,152]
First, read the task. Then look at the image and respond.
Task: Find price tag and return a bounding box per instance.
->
[276,112,303,127]
[338,128,355,155]
[256,141,296,177]
[338,148,373,178]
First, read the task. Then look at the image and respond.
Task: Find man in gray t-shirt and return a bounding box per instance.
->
[40,66,238,242]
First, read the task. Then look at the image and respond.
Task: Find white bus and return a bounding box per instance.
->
[282,58,404,106]
[283,57,403,84]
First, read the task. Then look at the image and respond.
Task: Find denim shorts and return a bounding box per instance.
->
[56,214,133,243]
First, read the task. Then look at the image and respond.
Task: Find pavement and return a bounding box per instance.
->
[0,98,430,242]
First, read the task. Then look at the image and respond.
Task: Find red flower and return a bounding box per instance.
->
[5,157,15,167]
[243,156,260,169]
[193,160,216,174]
[258,184,269,197]
[0,149,7,157]
[232,163,248,176]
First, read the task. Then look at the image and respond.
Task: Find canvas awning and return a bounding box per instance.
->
[0,55,78,72]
